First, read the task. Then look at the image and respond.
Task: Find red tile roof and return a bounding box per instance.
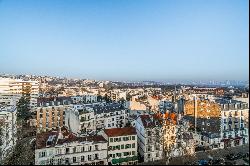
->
[104,127,136,137]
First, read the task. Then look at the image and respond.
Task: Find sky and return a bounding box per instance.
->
[0,0,249,82]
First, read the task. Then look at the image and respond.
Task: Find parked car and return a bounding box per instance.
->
[198,160,208,165]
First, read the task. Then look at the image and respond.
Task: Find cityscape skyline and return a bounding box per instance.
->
[0,73,249,87]
[0,0,249,81]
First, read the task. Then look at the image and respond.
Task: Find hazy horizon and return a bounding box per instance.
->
[0,0,249,81]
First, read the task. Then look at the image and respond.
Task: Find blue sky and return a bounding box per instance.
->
[0,0,249,82]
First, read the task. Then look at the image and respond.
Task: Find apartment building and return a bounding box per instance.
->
[71,95,97,104]
[35,127,108,165]
[0,78,39,108]
[108,90,127,102]
[184,96,222,149]
[102,127,138,165]
[184,96,249,150]
[0,105,17,163]
[84,95,98,103]
[36,101,70,133]
[93,103,129,131]
[78,106,96,135]
[0,93,21,106]
[136,114,164,162]
[217,99,249,148]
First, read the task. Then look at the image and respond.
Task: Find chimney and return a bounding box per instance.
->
[58,127,63,140]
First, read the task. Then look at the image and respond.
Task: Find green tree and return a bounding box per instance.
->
[16,97,31,121]
[126,94,132,101]
[104,94,112,103]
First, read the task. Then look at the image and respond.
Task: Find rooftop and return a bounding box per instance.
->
[92,103,126,114]
[36,126,107,149]
[104,127,136,137]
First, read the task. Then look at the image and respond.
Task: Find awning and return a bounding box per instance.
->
[112,159,119,165]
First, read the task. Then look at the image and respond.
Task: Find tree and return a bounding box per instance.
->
[126,94,132,101]
[104,94,112,103]
[16,97,31,121]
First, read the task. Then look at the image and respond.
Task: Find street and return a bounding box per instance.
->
[139,144,249,165]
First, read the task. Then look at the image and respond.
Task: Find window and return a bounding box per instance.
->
[132,151,135,155]
[207,123,210,126]
[132,136,135,140]
[73,157,77,163]
[66,148,69,154]
[132,143,135,148]
[58,159,62,165]
[116,145,120,150]
[95,145,99,150]
[81,156,85,162]
[124,152,129,156]
[65,158,69,164]
[88,155,92,161]
[95,154,99,160]
[109,154,112,158]
[125,144,131,149]
[110,138,113,142]
[81,146,85,152]
[88,146,92,151]
[116,153,121,157]
[39,151,46,158]
[121,145,124,149]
